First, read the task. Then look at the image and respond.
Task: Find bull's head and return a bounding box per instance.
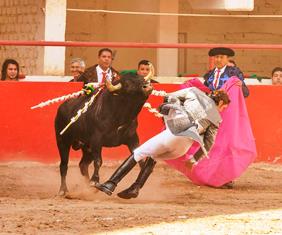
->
[105,64,155,96]
[105,74,152,97]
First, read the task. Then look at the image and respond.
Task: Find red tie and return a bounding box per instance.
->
[102,72,107,84]
[213,69,221,89]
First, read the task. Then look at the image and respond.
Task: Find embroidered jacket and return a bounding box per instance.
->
[162,87,222,159]
[204,66,249,97]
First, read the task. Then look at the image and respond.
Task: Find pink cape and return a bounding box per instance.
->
[165,77,257,187]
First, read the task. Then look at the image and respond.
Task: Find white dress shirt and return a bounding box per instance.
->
[213,65,227,88]
[96,65,112,83]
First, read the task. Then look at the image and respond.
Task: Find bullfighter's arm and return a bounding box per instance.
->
[193,121,218,161]
[164,88,200,109]
[167,88,195,100]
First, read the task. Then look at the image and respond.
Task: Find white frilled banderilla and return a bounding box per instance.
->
[30,82,101,110]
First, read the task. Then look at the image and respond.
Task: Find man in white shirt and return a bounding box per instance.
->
[77,48,119,84]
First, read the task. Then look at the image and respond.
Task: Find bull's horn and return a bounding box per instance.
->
[144,63,155,81]
[105,79,122,92]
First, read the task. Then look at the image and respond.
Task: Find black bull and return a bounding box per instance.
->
[55,74,153,195]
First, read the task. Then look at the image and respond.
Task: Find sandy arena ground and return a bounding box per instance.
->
[0,160,282,235]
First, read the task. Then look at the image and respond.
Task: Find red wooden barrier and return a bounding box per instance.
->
[0,82,281,163]
[245,86,282,163]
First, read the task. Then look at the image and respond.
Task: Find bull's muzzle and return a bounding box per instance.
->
[143,83,153,94]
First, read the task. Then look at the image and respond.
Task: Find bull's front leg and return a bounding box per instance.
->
[89,146,102,186]
[57,141,71,196]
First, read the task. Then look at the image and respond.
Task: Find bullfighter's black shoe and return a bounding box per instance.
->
[95,154,137,196]
[220,181,234,189]
[117,157,156,199]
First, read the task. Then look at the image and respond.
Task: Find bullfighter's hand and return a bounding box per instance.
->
[236,80,242,87]
[158,103,170,115]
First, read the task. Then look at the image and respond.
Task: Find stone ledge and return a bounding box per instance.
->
[21,76,272,85]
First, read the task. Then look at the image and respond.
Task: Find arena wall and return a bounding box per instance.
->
[1,0,281,77]
[179,0,282,77]
[0,0,45,75]
[65,0,282,77]
[65,0,158,74]
[0,82,281,164]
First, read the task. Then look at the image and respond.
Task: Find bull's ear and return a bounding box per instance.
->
[144,63,155,81]
[105,79,122,92]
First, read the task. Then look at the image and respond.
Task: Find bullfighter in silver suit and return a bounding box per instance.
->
[96,87,230,199]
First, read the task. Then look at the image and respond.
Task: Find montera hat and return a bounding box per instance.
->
[208,47,235,57]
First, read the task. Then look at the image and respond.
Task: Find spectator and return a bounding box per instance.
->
[77,48,119,84]
[120,60,159,83]
[1,59,19,81]
[271,67,282,85]
[137,60,158,83]
[204,47,249,97]
[69,58,86,82]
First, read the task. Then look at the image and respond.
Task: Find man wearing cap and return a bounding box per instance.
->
[204,47,249,97]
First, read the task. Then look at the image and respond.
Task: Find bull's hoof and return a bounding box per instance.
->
[95,182,115,196]
[89,181,99,187]
[58,185,69,197]
[58,190,67,197]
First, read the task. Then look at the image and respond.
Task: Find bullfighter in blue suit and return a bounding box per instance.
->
[204,47,249,97]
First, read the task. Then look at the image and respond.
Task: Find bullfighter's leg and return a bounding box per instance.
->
[117,157,156,199]
[96,129,193,196]
[117,129,192,199]
[95,153,137,195]
[57,140,71,196]
[89,147,102,186]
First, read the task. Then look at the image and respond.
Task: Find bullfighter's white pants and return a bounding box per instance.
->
[133,128,193,162]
